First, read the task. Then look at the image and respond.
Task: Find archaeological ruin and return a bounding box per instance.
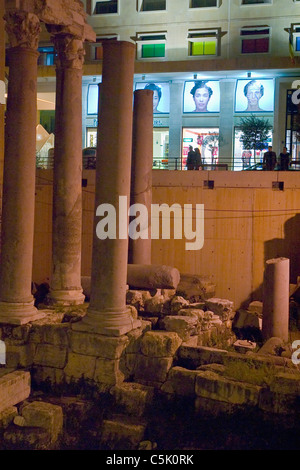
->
[1,0,300,452]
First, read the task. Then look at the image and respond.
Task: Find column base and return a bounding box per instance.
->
[72,306,141,336]
[48,289,86,306]
[0,300,46,325]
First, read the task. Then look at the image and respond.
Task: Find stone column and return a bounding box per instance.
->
[128,89,153,265]
[74,41,141,336]
[48,34,85,305]
[262,257,290,342]
[0,11,45,324]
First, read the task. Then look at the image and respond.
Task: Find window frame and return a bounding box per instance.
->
[241,0,272,5]
[187,29,220,57]
[137,0,167,12]
[92,0,119,15]
[240,26,271,55]
[135,32,167,60]
[189,0,220,9]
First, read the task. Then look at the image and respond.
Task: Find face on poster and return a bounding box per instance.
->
[184,80,220,113]
[235,79,274,112]
[135,82,170,114]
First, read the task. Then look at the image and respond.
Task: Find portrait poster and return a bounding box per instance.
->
[235,78,274,113]
[183,80,220,113]
[135,82,170,114]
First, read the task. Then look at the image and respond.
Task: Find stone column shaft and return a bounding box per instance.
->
[49,35,85,305]
[128,89,153,265]
[262,257,290,342]
[0,12,45,324]
[74,41,141,336]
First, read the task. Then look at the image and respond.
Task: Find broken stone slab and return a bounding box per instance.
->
[100,415,146,450]
[0,406,18,429]
[110,382,155,417]
[0,370,31,413]
[232,309,261,331]
[170,296,190,314]
[140,331,182,358]
[161,366,199,397]
[176,273,216,300]
[195,370,261,406]
[257,337,285,356]
[19,401,63,444]
[205,298,235,321]
[248,301,263,317]
[158,315,199,342]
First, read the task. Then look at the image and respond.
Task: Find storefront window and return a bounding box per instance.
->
[234,128,272,170]
[153,128,169,169]
[182,128,219,169]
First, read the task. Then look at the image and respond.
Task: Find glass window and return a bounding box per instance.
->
[190,0,218,7]
[188,30,218,56]
[139,0,166,11]
[241,0,271,4]
[91,36,118,60]
[94,0,118,14]
[136,33,167,59]
[38,46,56,66]
[240,27,270,54]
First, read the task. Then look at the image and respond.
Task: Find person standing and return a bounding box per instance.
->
[263,146,277,171]
[194,147,202,170]
[278,146,290,171]
[186,145,196,170]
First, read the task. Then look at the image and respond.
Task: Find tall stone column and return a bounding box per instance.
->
[74,41,141,336]
[48,35,85,305]
[128,89,153,265]
[0,11,45,324]
[262,257,290,342]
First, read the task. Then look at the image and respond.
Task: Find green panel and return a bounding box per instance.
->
[142,44,155,58]
[204,41,216,55]
[192,41,204,55]
[154,43,165,57]
[142,43,165,58]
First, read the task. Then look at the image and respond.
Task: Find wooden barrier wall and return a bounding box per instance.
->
[33,170,300,309]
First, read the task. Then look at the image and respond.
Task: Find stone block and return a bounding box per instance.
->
[195,370,261,406]
[3,425,51,450]
[0,406,18,428]
[30,323,70,346]
[144,296,166,314]
[125,327,145,354]
[0,371,31,413]
[178,345,229,369]
[205,298,235,321]
[270,371,300,395]
[34,343,67,369]
[161,366,198,396]
[257,337,285,356]
[111,382,155,416]
[94,357,125,386]
[20,401,63,444]
[140,331,182,357]
[258,388,300,415]
[170,296,190,314]
[176,273,216,300]
[64,352,96,380]
[195,396,243,417]
[100,417,146,450]
[5,341,35,368]
[133,355,173,383]
[69,331,129,359]
[159,315,199,341]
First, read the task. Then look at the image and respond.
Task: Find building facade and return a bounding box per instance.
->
[35,0,300,170]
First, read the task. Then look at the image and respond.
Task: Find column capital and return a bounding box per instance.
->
[4,10,41,50]
[52,34,85,70]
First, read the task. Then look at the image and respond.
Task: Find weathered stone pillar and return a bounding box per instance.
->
[48,34,85,305]
[74,41,141,336]
[128,89,153,265]
[262,257,290,342]
[0,11,45,325]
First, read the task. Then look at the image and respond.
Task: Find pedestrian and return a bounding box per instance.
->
[194,147,202,170]
[263,145,277,171]
[278,146,290,171]
[186,145,196,170]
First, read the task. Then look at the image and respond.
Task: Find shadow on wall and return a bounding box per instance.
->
[240,213,300,308]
